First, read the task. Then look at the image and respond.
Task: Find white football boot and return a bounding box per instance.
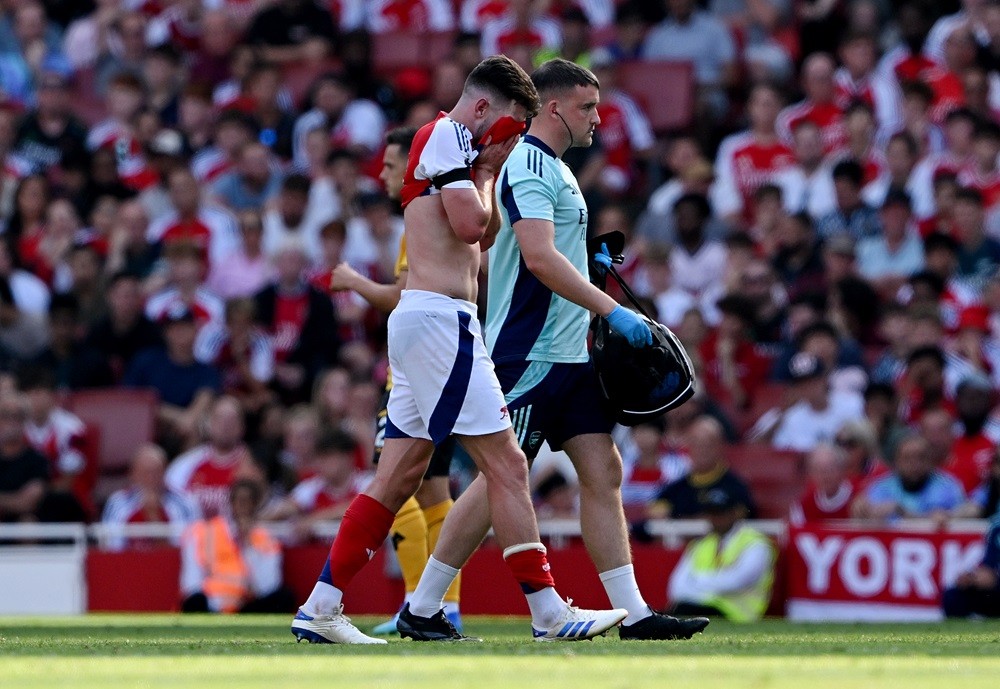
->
[531,600,628,641]
[291,606,388,645]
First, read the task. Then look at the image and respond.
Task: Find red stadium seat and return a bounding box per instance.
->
[280,58,342,110]
[372,31,457,74]
[726,444,806,519]
[616,60,695,133]
[66,389,159,475]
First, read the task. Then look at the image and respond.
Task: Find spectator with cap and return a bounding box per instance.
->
[942,514,1000,618]
[816,159,881,241]
[853,433,966,523]
[699,294,771,411]
[790,443,858,526]
[648,416,756,520]
[124,303,222,450]
[101,442,200,551]
[762,352,865,452]
[667,484,776,622]
[642,0,737,123]
[856,189,925,293]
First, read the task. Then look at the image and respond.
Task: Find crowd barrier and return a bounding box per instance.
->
[0,520,988,621]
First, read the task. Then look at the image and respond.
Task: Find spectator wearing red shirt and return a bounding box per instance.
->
[253,240,339,403]
[833,31,903,143]
[946,374,997,493]
[101,443,200,551]
[958,122,1000,235]
[145,241,224,331]
[266,430,369,526]
[366,0,455,33]
[86,72,158,191]
[699,294,770,412]
[711,82,795,227]
[789,443,858,525]
[899,346,954,425]
[777,53,846,154]
[479,0,561,58]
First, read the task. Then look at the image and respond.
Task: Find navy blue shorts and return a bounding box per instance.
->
[494,361,615,460]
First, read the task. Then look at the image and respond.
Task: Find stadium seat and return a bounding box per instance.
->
[616,60,695,133]
[280,58,342,110]
[72,423,101,520]
[372,31,457,74]
[725,444,806,519]
[739,381,790,436]
[66,389,159,475]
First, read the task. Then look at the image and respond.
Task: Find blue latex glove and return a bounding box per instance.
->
[593,242,613,275]
[606,305,653,347]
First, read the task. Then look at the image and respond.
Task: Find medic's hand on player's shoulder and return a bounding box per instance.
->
[606,305,653,348]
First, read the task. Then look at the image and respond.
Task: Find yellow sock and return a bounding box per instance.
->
[391,496,429,593]
[423,499,461,604]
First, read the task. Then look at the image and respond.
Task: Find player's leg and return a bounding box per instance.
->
[415,436,462,624]
[556,366,709,640]
[291,436,434,644]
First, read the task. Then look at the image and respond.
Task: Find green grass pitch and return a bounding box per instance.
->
[2,615,1000,689]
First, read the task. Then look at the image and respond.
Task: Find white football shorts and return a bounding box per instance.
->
[385,290,512,443]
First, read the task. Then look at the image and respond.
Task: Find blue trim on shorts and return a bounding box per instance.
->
[384,416,413,439]
[427,311,475,444]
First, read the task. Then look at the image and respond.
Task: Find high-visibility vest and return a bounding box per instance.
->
[687,524,775,622]
[188,516,279,613]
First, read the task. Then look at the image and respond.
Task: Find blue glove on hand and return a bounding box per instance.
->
[606,305,653,347]
[593,242,613,275]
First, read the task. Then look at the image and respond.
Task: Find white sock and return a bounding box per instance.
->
[599,564,651,626]
[525,587,567,629]
[302,581,343,616]
[408,556,460,618]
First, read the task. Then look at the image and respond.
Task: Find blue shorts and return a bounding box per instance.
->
[494,361,615,460]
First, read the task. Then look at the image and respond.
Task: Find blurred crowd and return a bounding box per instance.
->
[1,0,1000,551]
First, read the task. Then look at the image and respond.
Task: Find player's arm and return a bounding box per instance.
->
[440,136,518,245]
[514,219,620,317]
[330,265,407,314]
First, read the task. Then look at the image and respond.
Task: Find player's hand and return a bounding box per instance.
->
[475,133,519,175]
[592,242,613,275]
[607,305,653,347]
[329,262,360,292]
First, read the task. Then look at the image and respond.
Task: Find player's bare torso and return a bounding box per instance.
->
[403,194,482,303]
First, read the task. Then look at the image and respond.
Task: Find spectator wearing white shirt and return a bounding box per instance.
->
[774,119,836,220]
[642,0,737,120]
[291,72,387,171]
[924,0,991,64]
[762,352,866,452]
[668,193,728,301]
[262,174,339,266]
[857,189,926,293]
[101,443,200,552]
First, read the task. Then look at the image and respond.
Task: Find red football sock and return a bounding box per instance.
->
[504,543,556,594]
[326,494,396,591]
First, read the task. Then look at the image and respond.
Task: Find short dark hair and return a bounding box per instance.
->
[531,58,599,101]
[673,192,711,219]
[385,126,417,154]
[907,345,946,369]
[955,186,984,206]
[49,293,80,318]
[108,270,142,289]
[832,159,864,186]
[798,320,838,347]
[864,381,896,402]
[974,120,1000,141]
[900,79,934,105]
[282,173,312,196]
[18,366,56,392]
[466,55,540,117]
[316,429,359,455]
[923,232,959,256]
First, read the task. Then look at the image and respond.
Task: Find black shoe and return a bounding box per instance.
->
[619,612,710,640]
[396,604,481,642]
